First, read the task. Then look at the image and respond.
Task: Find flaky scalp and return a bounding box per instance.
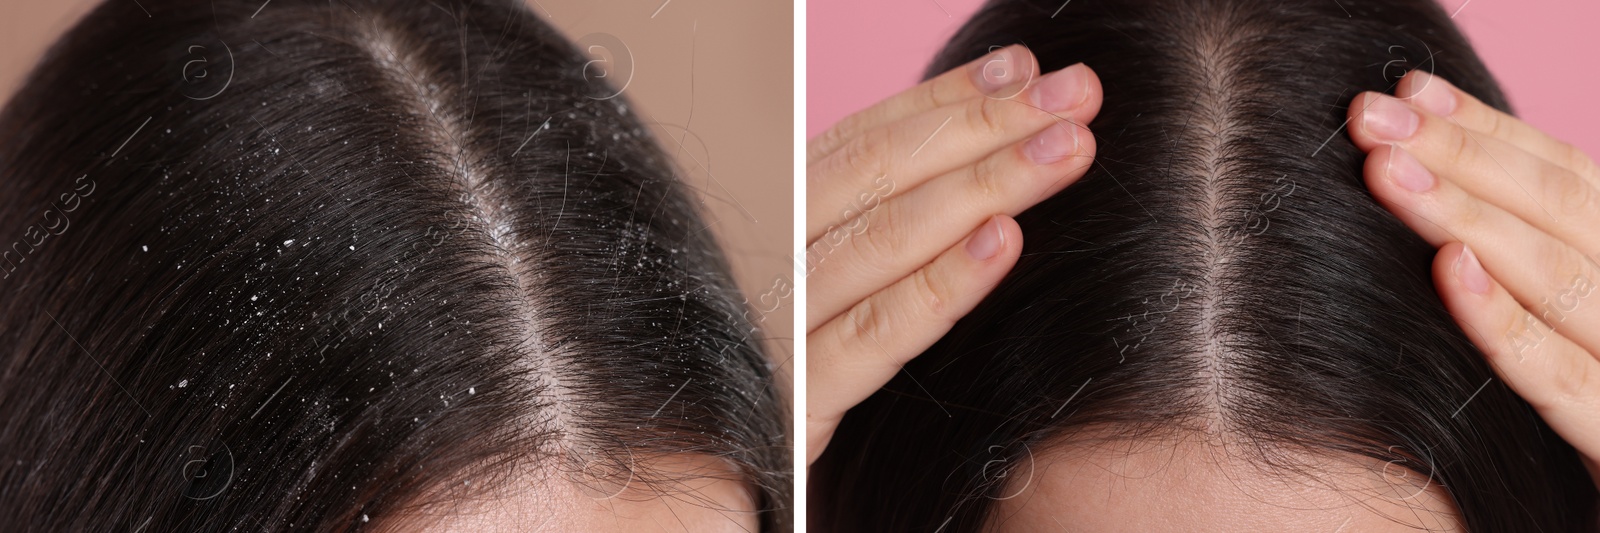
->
[0,0,788,530]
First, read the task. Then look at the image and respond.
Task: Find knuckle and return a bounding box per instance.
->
[1489,303,1600,419]
[908,267,951,321]
[1445,125,1478,166]
[969,152,1010,201]
[1484,111,1515,141]
[839,297,893,350]
[970,96,1007,137]
[1539,240,1589,294]
[854,199,906,265]
[1536,240,1566,278]
[1546,348,1597,409]
[1444,186,1486,229]
[1564,143,1600,183]
[1552,168,1599,220]
[840,127,893,180]
[916,84,945,116]
[814,117,858,158]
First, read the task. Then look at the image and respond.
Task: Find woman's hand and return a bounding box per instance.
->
[1348,70,1600,481]
[806,45,1102,464]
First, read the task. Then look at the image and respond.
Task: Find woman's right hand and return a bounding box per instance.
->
[806,45,1103,464]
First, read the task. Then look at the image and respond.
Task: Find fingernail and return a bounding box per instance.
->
[972,47,1021,95]
[1455,245,1490,294]
[1362,95,1420,141]
[1409,72,1458,117]
[1023,122,1079,165]
[1030,63,1089,112]
[1386,146,1435,192]
[966,216,1004,261]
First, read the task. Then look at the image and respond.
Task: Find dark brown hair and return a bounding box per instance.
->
[0,0,788,530]
[812,0,1594,531]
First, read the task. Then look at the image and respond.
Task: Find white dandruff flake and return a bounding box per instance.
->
[178,379,188,388]
[283,239,295,246]
[141,245,148,252]
[468,387,475,395]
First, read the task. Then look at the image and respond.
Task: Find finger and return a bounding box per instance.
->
[1349,92,1600,259]
[807,118,1093,331]
[806,215,1022,463]
[1432,242,1600,465]
[807,63,1102,242]
[1395,71,1599,183]
[807,45,1040,165]
[1364,144,1600,354]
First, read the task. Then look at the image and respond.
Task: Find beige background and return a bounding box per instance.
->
[0,0,795,378]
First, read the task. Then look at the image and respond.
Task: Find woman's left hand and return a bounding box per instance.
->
[1347,70,1600,483]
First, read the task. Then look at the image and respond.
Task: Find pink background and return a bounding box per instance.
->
[807,0,1600,159]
